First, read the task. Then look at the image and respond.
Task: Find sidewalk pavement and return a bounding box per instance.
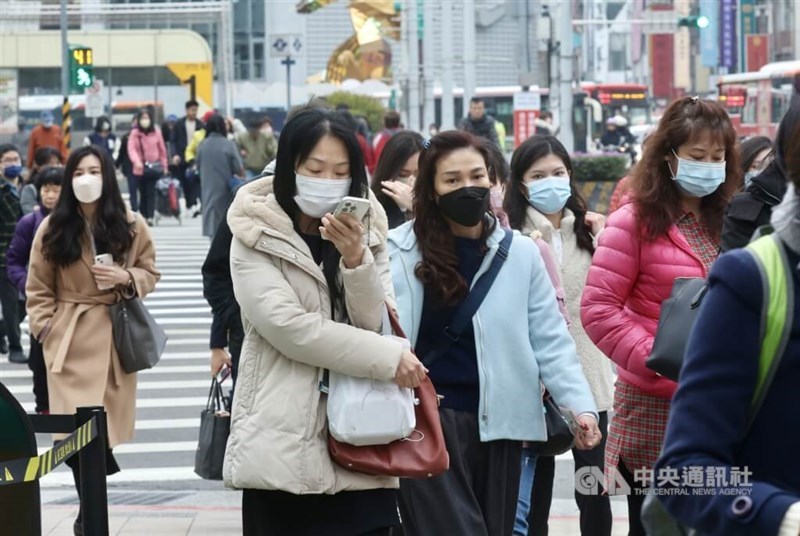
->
[42,499,631,536]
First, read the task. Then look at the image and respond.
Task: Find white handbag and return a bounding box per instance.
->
[326,308,417,447]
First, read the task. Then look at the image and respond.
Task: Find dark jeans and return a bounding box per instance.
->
[0,271,21,351]
[125,173,139,212]
[180,164,200,209]
[529,411,612,536]
[399,408,523,536]
[28,335,48,412]
[136,175,157,219]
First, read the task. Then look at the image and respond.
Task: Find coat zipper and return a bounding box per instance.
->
[476,312,490,422]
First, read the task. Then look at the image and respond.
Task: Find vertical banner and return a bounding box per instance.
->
[673,0,691,91]
[746,34,769,72]
[650,34,675,99]
[631,0,644,64]
[513,90,541,148]
[740,0,756,70]
[720,0,738,71]
[700,0,720,68]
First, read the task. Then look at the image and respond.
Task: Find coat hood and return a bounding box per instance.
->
[227,176,389,250]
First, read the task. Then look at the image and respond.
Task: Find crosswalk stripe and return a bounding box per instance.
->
[40,467,201,486]
[1,365,210,379]
[37,441,197,456]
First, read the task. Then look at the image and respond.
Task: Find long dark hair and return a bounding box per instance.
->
[506,135,595,254]
[371,131,423,228]
[205,114,227,136]
[631,97,739,241]
[42,145,133,267]
[272,106,368,312]
[764,100,800,181]
[413,131,496,306]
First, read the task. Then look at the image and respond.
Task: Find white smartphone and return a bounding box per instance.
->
[94,253,113,266]
[94,253,114,290]
[333,196,371,222]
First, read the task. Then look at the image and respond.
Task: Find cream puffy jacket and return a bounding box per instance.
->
[223,177,403,493]
[522,207,614,412]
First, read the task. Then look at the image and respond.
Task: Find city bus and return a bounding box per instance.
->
[717,61,800,137]
[426,83,651,152]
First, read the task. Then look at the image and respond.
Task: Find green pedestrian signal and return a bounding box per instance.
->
[69,46,94,91]
[678,15,710,29]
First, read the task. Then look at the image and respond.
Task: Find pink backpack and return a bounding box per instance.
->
[532,237,571,327]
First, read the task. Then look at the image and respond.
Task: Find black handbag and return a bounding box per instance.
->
[110,296,168,374]
[194,378,231,480]
[646,277,708,381]
[527,391,575,456]
[138,134,164,180]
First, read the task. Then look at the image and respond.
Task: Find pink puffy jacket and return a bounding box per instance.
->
[580,202,712,399]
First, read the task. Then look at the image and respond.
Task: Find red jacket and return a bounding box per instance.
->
[580,202,711,399]
[357,134,376,175]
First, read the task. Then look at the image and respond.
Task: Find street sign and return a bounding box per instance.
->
[84,79,104,118]
[641,10,678,35]
[270,34,303,58]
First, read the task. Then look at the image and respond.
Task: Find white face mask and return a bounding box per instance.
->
[73,173,103,204]
[139,119,151,129]
[293,173,351,218]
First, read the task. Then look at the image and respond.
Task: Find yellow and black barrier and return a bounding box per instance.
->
[0,416,97,486]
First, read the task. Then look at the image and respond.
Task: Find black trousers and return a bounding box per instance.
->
[0,271,22,351]
[529,411,611,536]
[28,335,48,412]
[136,175,157,219]
[399,408,523,536]
[179,164,200,209]
[618,460,646,536]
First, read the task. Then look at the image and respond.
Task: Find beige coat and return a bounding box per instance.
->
[522,207,614,412]
[223,177,404,494]
[26,212,160,447]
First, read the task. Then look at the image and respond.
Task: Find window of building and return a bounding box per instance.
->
[609,32,628,71]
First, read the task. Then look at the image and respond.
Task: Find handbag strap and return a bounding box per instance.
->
[205,379,224,412]
[423,229,513,368]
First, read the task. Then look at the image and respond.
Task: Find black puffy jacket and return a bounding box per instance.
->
[721,163,786,252]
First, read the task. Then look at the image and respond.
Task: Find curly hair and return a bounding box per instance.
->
[631,97,740,241]
[412,131,496,306]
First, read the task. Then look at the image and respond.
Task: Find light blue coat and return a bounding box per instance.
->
[387,221,598,442]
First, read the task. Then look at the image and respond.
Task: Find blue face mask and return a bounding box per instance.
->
[527,177,572,215]
[2,164,22,180]
[669,151,726,198]
[744,170,759,189]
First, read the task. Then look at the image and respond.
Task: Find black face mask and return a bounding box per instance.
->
[437,186,491,227]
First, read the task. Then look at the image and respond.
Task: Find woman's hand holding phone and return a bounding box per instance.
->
[320,212,364,268]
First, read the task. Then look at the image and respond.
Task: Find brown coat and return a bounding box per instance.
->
[26,212,160,447]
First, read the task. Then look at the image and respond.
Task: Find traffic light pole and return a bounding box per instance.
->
[60,0,71,150]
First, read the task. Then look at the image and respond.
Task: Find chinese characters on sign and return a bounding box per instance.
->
[576,466,754,496]
[720,0,738,70]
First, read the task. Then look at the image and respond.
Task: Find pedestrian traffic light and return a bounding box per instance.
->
[678,15,710,29]
[69,45,94,92]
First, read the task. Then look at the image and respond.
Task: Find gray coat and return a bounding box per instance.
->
[196,133,242,237]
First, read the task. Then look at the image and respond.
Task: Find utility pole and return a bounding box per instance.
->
[281,57,295,111]
[440,0,455,130]
[407,0,420,132]
[60,0,71,151]
[558,0,575,152]
[462,0,476,106]
[422,0,435,133]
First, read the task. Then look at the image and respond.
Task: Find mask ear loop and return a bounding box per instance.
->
[667,148,679,179]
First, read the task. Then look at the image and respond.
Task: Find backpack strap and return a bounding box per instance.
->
[744,233,795,431]
[423,229,513,368]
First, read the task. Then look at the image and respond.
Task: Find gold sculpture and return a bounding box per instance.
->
[297,0,399,84]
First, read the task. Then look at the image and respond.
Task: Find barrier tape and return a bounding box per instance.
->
[0,416,97,486]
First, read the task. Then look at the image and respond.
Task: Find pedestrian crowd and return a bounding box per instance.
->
[2,93,799,536]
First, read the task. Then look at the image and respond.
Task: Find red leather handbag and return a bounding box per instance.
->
[327,307,449,479]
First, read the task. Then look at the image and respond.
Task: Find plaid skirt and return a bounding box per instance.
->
[605,379,671,481]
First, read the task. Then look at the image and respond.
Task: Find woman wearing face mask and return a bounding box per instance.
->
[722,102,800,251]
[127,109,168,226]
[739,136,772,191]
[21,146,64,215]
[388,131,600,536]
[26,145,159,536]
[224,107,425,536]
[7,166,63,415]
[83,115,119,160]
[371,130,423,229]
[196,114,244,238]
[504,135,613,536]
[580,97,740,536]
